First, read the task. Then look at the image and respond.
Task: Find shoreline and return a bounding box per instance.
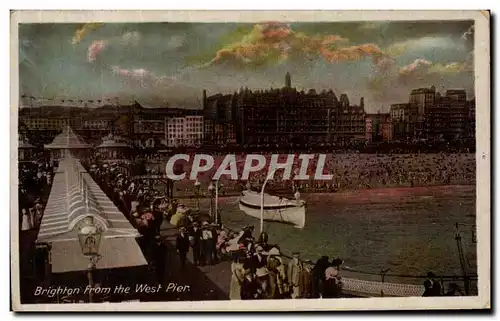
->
[174,184,476,201]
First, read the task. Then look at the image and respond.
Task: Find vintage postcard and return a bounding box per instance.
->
[10,10,490,311]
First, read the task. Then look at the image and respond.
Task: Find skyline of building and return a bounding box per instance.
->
[18,75,476,149]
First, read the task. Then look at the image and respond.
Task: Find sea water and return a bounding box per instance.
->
[217,186,476,283]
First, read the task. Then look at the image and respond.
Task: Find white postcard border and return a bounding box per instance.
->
[9,9,490,311]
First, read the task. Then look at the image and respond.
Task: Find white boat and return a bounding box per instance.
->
[238,190,306,229]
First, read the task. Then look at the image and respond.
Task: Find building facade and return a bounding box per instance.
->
[365,112,391,142]
[203,91,238,147]
[389,86,474,141]
[425,89,469,140]
[203,72,366,147]
[19,100,202,150]
[389,103,419,140]
[165,115,204,147]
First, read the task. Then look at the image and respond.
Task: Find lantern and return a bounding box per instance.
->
[77,216,103,257]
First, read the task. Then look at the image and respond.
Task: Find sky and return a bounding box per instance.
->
[18,20,475,113]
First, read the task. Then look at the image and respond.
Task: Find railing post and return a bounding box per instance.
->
[380,268,390,297]
[455,223,470,295]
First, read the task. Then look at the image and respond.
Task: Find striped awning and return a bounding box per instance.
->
[36,154,146,272]
[38,156,139,243]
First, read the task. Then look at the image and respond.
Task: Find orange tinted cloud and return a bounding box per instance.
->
[72,23,103,45]
[208,22,384,67]
[320,43,383,63]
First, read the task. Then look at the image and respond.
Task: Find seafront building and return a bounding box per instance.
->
[19,79,475,149]
[390,86,475,141]
[202,72,366,147]
[165,115,204,148]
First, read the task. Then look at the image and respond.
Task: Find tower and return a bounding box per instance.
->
[202,90,207,109]
[360,97,365,109]
[285,72,291,88]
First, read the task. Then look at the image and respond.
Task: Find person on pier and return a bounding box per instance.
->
[229,251,245,300]
[154,236,167,286]
[201,221,214,266]
[266,247,286,299]
[423,272,442,296]
[323,262,342,298]
[312,256,330,298]
[209,223,219,264]
[288,252,303,299]
[21,208,30,232]
[253,246,269,296]
[300,260,314,299]
[176,227,190,268]
[188,221,202,266]
[241,268,263,300]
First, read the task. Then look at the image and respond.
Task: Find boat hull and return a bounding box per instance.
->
[238,194,306,229]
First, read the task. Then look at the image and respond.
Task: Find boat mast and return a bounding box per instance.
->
[260,172,273,234]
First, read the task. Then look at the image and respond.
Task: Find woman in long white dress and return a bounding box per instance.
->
[21,209,30,231]
[229,252,245,300]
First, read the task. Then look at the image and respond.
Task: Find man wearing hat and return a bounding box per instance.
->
[201,221,214,266]
[300,260,314,299]
[176,227,190,268]
[266,247,283,299]
[423,272,442,297]
[288,251,303,299]
[189,221,202,266]
[253,245,269,296]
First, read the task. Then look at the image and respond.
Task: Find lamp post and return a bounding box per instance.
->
[194,179,201,209]
[78,216,103,303]
[259,174,271,235]
[208,181,215,219]
[207,180,221,224]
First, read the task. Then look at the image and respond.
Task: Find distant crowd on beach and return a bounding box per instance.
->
[142,152,475,195]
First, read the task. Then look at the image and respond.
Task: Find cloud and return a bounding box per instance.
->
[87,40,108,63]
[72,23,103,45]
[398,58,432,77]
[205,22,386,67]
[320,43,383,63]
[110,65,178,89]
[427,61,471,74]
[111,65,157,87]
[398,58,472,80]
[367,57,473,105]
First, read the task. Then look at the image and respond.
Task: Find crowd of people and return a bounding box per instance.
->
[19,160,54,233]
[176,222,346,300]
[83,160,347,299]
[145,152,475,197]
[177,216,343,299]
[61,155,470,299]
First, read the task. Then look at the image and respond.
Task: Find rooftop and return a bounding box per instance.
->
[44,126,92,149]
